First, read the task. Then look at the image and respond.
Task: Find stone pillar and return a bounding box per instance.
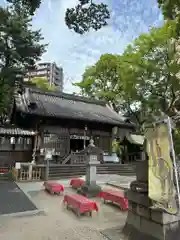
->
[28,163,33,181]
[86,160,97,186]
[44,149,53,181]
[78,139,102,198]
[122,160,180,240]
[28,159,36,181]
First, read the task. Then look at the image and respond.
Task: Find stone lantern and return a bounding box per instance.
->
[44,148,54,180]
[78,139,102,197]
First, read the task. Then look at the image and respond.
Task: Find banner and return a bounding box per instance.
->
[145,123,177,214]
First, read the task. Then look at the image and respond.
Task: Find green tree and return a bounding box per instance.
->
[119,21,180,123]
[74,54,122,112]
[157,0,180,37]
[7,0,42,15]
[65,0,110,34]
[75,21,180,128]
[157,0,180,20]
[6,0,110,35]
[29,77,57,91]
[0,3,46,123]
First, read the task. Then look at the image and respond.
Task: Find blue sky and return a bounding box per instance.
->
[1,0,163,93]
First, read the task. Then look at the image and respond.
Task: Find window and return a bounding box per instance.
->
[43,133,60,150]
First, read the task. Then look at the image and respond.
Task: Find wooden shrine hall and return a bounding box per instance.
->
[8,87,142,164]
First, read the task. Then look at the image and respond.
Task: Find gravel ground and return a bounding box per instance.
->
[0,186,127,240]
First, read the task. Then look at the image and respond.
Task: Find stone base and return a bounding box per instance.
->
[78,183,102,198]
[123,189,180,240]
[123,210,180,240]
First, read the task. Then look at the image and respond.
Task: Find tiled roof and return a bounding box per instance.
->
[0,126,36,136]
[15,88,133,127]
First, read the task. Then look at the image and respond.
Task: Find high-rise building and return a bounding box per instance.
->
[24,62,63,91]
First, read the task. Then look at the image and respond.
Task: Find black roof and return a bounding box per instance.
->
[15,88,133,127]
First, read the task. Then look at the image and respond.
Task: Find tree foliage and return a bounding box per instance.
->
[74,54,121,111]
[65,0,180,34]
[65,0,110,34]
[5,0,180,35]
[75,21,180,128]
[29,77,57,91]
[120,21,180,123]
[157,0,180,20]
[6,0,42,15]
[0,2,46,123]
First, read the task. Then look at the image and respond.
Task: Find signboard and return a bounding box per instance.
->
[45,150,53,160]
[40,148,44,155]
[15,162,21,169]
[70,135,90,140]
[145,122,177,214]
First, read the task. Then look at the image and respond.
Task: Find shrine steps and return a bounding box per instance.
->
[48,164,135,180]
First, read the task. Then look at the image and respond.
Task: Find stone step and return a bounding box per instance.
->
[47,163,135,180]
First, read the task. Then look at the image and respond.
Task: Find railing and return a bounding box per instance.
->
[13,163,42,181]
[61,154,71,164]
[70,152,86,164]
[55,151,141,165]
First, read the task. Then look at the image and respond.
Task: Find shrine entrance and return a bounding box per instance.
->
[70,135,89,152]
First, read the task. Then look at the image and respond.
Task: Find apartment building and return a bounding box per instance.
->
[24,62,63,91]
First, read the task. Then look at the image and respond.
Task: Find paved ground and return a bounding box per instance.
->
[16,174,135,193]
[0,186,127,239]
[107,175,136,190]
[0,182,37,215]
[0,175,133,239]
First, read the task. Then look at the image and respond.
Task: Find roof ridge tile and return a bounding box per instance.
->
[28,87,106,106]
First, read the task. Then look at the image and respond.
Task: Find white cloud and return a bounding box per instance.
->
[31,0,163,93]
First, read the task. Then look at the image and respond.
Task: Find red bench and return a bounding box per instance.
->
[98,189,128,211]
[44,181,64,195]
[63,194,98,217]
[70,178,85,189]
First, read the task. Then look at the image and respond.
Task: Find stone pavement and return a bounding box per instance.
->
[0,182,37,215]
[0,185,127,240]
[16,174,135,194]
[0,174,133,239]
[106,175,136,190]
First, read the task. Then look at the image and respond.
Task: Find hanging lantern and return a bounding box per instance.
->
[10,137,15,144]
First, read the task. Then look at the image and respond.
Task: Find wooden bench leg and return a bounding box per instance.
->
[75,209,80,217]
[50,189,54,195]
